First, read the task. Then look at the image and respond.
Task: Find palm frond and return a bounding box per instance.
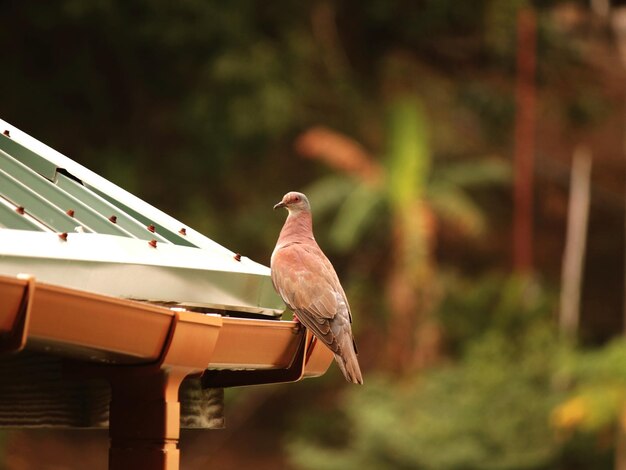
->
[386,97,431,207]
[433,158,511,188]
[305,174,356,218]
[428,183,486,236]
[329,183,385,252]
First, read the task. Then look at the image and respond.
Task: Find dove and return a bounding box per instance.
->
[271,191,363,384]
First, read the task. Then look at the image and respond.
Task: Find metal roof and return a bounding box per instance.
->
[0,119,283,317]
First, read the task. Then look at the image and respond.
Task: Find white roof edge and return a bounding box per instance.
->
[0,229,284,315]
[0,229,270,275]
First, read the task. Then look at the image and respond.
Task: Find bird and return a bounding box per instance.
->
[271,191,363,384]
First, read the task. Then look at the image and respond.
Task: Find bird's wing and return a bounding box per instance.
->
[271,244,349,352]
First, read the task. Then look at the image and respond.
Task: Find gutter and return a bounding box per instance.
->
[0,273,333,469]
[0,273,332,376]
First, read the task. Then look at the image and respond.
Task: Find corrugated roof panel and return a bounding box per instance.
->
[0,168,83,233]
[0,149,140,238]
[1,131,196,247]
[1,122,229,252]
[86,185,196,247]
[55,173,172,243]
[0,198,45,231]
[0,133,57,180]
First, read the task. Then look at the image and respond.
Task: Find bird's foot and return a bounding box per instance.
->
[290,313,303,333]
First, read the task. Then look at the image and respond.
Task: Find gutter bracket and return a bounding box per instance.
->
[201,329,317,388]
[0,275,34,354]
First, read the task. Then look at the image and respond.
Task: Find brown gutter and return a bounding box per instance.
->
[0,274,333,470]
[0,274,332,375]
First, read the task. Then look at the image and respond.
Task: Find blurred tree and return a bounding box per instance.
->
[513,5,537,273]
[289,275,565,470]
[552,339,626,468]
[297,99,509,373]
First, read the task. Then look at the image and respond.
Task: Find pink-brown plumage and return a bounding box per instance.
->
[271,191,363,384]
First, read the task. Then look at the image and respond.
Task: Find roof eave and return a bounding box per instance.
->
[0,229,284,316]
[0,274,333,383]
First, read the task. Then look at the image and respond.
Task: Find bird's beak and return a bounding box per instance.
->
[273,201,286,210]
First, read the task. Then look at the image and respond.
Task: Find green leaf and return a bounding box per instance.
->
[428,183,486,236]
[386,97,431,208]
[305,175,357,218]
[329,183,384,252]
[433,158,511,188]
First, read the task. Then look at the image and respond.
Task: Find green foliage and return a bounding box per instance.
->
[306,175,359,219]
[432,159,511,188]
[305,109,509,254]
[484,0,528,59]
[289,275,564,470]
[328,183,385,252]
[427,184,487,236]
[428,158,511,235]
[552,340,626,434]
[439,274,557,355]
[386,97,430,208]
[289,324,563,470]
[562,339,626,384]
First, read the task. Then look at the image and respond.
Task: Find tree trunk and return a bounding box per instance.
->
[559,146,592,339]
[513,6,537,273]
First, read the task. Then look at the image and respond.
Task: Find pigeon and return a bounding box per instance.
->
[271,191,363,384]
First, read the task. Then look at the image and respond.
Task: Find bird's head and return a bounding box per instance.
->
[273,191,311,213]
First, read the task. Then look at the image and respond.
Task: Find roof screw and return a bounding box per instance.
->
[109,215,117,223]
[234,253,242,262]
[66,209,75,217]
[147,224,156,233]
[15,206,25,215]
[179,228,187,236]
[148,239,157,248]
[3,130,10,137]
[58,232,68,242]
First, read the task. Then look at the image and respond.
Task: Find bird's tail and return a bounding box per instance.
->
[335,334,363,384]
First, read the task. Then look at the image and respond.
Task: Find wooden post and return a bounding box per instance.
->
[559,146,592,339]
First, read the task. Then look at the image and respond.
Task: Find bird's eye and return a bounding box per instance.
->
[294,196,300,202]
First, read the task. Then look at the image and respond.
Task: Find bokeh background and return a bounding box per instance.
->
[3,0,626,468]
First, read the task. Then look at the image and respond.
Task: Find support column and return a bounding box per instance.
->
[68,311,223,470]
[108,369,189,470]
